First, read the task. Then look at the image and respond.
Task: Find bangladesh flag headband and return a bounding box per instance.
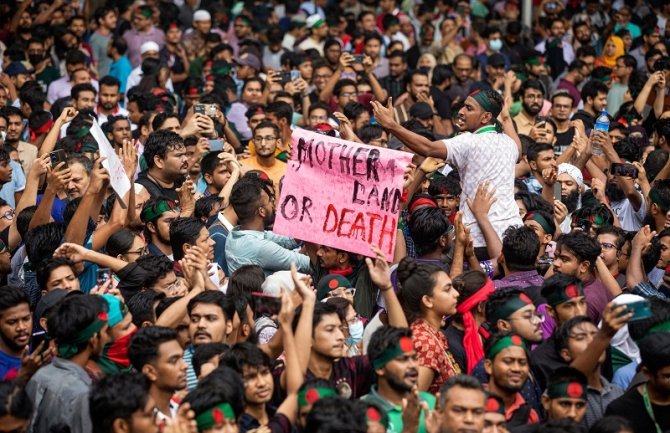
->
[196,402,236,431]
[366,406,389,428]
[488,293,533,324]
[298,387,338,407]
[485,394,505,415]
[524,212,552,236]
[140,199,179,223]
[58,310,108,358]
[469,90,497,116]
[546,283,583,307]
[486,335,527,360]
[372,336,414,369]
[547,381,587,400]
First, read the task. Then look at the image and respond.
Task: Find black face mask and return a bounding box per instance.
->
[28,54,43,66]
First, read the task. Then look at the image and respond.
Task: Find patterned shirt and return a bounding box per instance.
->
[411,319,461,395]
[442,126,522,247]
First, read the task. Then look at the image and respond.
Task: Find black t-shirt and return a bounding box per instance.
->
[431,87,453,120]
[443,325,466,372]
[530,333,568,391]
[605,385,670,433]
[555,128,575,155]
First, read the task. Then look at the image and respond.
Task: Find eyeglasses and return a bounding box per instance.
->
[253,135,277,144]
[340,92,358,98]
[600,242,618,251]
[326,287,356,299]
[127,247,148,256]
[1,209,14,220]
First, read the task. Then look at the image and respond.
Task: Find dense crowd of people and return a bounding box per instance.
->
[0,0,670,432]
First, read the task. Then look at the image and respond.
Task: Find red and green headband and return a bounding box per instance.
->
[58,310,108,358]
[547,381,587,400]
[488,293,533,324]
[546,283,583,307]
[140,199,179,223]
[469,89,498,117]
[524,212,553,236]
[298,387,338,408]
[196,403,236,431]
[372,336,414,369]
[486,335,527,360]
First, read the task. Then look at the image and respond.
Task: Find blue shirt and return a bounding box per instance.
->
[0,161,26,208]
[0,350,21,381]
[109,56,133,94]
[36,194,67,224]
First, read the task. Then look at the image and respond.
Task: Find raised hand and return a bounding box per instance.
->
[370,98,397,129]
[46,162,72,192]
[118,139,138,180]
[57,107,78,124]
[54,242,89,264]
[290,262,316,302]
[419,157,445,174]
[87,156,110,194]
[467,181,497,219]
[365,245,393,291]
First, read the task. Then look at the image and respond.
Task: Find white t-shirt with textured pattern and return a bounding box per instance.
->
[442,126,522,247]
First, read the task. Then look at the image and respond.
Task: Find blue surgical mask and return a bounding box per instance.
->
[489,38,503,52]
[346,319,364,346]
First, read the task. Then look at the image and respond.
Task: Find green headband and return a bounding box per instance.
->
[525,56,543,66]
[196,403,236,431]
[545,283,583,307]
[637,320,670,343]
[546,381,587,400]
[650,189,670,212]
[372,336,414,369]
[58,310,108,358]
[524,212,553,236]
[469,90,501,118]
[136,7,153,18]
[310,18,325,29]
[298,387,338,407]
[488,293,533,324]
[486,335,527,360]
[73,126,91,138]
[140,199,179,223]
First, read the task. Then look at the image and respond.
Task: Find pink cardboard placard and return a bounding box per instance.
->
[272,128,413,257]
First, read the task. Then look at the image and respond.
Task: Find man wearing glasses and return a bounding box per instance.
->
[240,121,286,198]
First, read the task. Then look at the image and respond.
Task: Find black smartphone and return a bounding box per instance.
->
[279,72,292,84]
[252,292,282,317]
[553,183,562,201]
[610,162,638,178]
[353,55,364,63]
[49,150,68,170]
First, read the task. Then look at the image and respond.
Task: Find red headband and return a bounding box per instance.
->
[456,279,495,373]
[409,197,437,213]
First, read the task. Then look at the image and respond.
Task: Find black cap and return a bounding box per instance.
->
[409,102,434,120]
[35,289,68,320]
[488,53,506,67]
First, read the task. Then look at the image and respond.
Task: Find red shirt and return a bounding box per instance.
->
[411,319,461,395]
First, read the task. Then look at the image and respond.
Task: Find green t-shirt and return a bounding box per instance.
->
[36,67,61,92]
[361,386,436,433]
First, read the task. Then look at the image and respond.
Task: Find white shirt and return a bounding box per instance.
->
[611,190,647,232]
[442,125,522,247]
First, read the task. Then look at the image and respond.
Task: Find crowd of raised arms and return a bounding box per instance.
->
[1,0,670,433]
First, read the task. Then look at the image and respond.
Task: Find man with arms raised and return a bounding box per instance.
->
[372,89,522,259]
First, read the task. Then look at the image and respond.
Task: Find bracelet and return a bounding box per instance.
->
[380,284,393,292]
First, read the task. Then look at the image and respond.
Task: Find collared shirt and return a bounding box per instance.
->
[442,126,522,247]
[225,228,311,276]
[505,391,540,426]
[122,27,166,68]
[583,376,624,429]
[513,111,535,136]
[411,319,461,395]
[494,270,544,290]
[96,105,129,127]
[26,357,93,433]
[361,386,436,433]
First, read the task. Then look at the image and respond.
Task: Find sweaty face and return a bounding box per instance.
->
[0,303,32,353]
[189,303,229,346]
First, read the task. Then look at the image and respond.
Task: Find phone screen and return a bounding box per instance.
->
[252,292,282,317]
[553,183,562,201]
[96,268,111,287]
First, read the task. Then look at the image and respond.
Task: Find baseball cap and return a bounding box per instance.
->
[35,289,69,321]
[409,102,434,120]
[236,52,261,71]
[5,61,34,77]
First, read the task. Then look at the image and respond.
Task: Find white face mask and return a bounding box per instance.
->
[345,319,364,346]
[489,38,503,51]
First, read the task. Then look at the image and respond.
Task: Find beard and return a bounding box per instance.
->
[101,101,115,110]
[155,229,170,245]
[263,210,276,229]
[522,102,541,116]
[0,330,27,353]
[386,368,416,394]
[562,190,581,213]
[606,181,626,202]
